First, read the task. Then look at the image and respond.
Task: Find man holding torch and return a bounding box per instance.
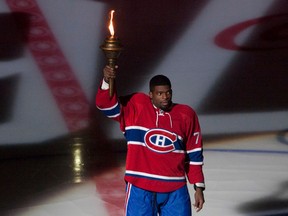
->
[96,65,205,215]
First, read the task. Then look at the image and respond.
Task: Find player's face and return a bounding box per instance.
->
[149,85,172,111]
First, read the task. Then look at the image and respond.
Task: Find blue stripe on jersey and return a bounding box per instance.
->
[125,127,147,142]
[187,150,204,163]
[98,102,120,118]
[125,127,185,152]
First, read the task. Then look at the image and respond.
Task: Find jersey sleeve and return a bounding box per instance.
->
[95,80,137,132]
[95,80,121,121]
[184,109,205,188]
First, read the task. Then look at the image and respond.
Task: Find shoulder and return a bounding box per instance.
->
[120,92,150,105]
[134,92,150,100]
[172,104,197,117]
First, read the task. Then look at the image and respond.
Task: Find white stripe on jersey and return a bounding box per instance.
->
[127,141,146,146]
[96,102,119,111]
[189,161,204,165]
[126,170,185,181]
[125,126,149,131]
[187,148,202,154]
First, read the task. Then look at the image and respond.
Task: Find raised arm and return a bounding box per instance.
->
[95,65,120,120]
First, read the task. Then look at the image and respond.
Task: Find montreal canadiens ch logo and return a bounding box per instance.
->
[144,129,177,153]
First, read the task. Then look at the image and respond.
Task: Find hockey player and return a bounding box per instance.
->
[96,65,205,216]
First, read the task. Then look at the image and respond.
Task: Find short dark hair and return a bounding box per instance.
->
[149,75,171,91]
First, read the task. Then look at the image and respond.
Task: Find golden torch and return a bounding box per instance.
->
[100,10,123,97]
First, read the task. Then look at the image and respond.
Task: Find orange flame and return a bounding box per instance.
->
[108,10,115,36]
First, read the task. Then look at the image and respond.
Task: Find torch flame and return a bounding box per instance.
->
[108,10,115,36]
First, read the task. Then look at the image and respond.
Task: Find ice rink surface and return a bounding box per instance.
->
[1,132,287,216]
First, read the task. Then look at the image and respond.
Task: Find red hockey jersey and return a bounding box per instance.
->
[96,83,205,192]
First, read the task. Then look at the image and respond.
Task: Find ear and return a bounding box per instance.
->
[149,91,153,99]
